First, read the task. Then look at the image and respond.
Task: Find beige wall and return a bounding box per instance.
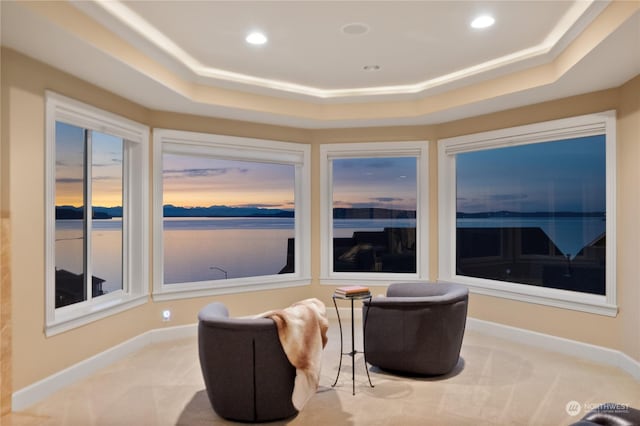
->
[2,47,639,396]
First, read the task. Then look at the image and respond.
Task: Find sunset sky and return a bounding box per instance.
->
[162,153,295,209]
[55,122,123,207]
[456,135,606,213]
[56,120,418,212]
[163,155,418,211]
[332,157,417,211]
[56,121,605,215]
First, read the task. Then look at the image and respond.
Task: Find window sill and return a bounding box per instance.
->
[152,276,311,301]
[439,276,618,317]
[320,275,427,287]
[45,294,149,337]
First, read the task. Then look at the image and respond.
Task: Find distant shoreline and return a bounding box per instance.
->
[56,205,605,220]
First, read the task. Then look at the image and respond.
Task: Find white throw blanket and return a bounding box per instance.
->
[258,298,329,411]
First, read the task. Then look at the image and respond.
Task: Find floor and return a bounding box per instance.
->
[3,319,639,426]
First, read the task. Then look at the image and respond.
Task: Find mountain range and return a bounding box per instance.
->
[56,205,418,219]
[163,204,294,217]
[56,205,295,219]
[57,205,603,220]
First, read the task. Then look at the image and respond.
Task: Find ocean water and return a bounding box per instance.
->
[163,217,295,283]
[56,218,123,294]
[55,216,601,292]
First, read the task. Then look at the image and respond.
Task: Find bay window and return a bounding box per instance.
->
[153,129,310,300]
[438,111,617,316]
[320,141,429,284]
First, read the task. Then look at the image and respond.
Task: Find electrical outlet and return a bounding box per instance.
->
[162,309,171,322]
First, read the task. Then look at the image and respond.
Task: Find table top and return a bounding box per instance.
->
[332,291,372,300]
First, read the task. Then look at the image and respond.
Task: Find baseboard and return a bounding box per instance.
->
[466,317,640,381]
[12,323,197,411]
[149,323,198,343]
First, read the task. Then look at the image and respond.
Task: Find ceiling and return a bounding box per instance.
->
[1,1,639,129]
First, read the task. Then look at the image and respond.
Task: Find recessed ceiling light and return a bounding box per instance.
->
[341,23,370,36]
[471,15,495,29]
[363,65,380,71]
[246,32,267,45]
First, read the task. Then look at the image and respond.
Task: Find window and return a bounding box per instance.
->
[54,124,124,307]
[46,92,149,335]
[438,111,616,316]
[320,142,429,284]
[153,129,310,300]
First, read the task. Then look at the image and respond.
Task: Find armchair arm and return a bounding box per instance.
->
[363,293,467,308]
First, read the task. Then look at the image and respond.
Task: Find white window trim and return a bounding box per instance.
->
[45,92,149,336]
[320,141,429,285]
[152,129,311,301]
[438,110,617,316]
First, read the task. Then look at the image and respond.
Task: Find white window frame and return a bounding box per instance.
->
[320,141,429,285]
[438,111,617,316]
[45,92,149,336]
[153,129,311,300]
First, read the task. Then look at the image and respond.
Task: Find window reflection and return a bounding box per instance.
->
[456,136,606,295]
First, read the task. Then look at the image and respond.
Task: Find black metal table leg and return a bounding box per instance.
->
[331,293,374,394]
[350,298,355,395]
[331,296,343,387]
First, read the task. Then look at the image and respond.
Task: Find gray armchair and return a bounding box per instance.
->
[197,302,297,422]
[363,282,469,375]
